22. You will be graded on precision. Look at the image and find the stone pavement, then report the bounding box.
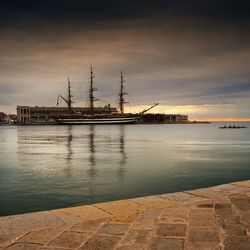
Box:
[1,180,250,250]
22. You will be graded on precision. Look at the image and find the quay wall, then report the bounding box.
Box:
[0,180,249,249]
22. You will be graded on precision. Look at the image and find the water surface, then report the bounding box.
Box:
[0,123,250,216]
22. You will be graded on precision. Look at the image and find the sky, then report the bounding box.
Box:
[0,0,250,120]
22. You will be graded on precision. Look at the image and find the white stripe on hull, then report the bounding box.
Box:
[57,117,139,124]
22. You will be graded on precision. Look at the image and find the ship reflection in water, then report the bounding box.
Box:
[13,125,131,215]
[63,125,127,179]
[1,123,250,216]
[17,125,129,180]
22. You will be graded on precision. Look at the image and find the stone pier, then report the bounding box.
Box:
[0,180,250,250]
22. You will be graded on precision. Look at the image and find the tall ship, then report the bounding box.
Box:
[56,66,158,125]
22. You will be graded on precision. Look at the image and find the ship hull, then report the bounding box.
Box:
[57,117,140,125]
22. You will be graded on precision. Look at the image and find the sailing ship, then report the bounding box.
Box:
[56,66,158,125]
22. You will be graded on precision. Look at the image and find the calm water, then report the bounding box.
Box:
[0,123,250,216]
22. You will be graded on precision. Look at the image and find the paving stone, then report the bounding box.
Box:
[94,200,146,223]
[116,246,144,250]
[130,196,176,210]
[229,193,250,211]
[212,196,231,203]
[140,209,163,219]
[49,231,90,248]
[189,228,219,243]
[240,211,250,225]
[160,216,187,224]
[160,192,208,204]
[245,225,250,234]
[224,236,250,250]
[190,209,217,227]
[40,248,73,250]
[5,242,43,250]
[156,223,186,237]
[222,224,246,236]
[18,228,64,244]
[221,216,241,226]
[186,242,220,250]
[214,184,250,193]
[0,228,4,236]
[191,200,214,209]
[149,238,184,250]
[0,234,19,248]
[215,203,239,225]
[160,206,189,224]
[50,205,110,222]
[131,218,156,229]
[97,223,129,236]
[121,229,151,246]
[0,212,65,235]
[215,203,234,216]
[232,180,250,188]
[186,189,225,199]
[162,205,189,215]
[71,218,107,232]
[51,213,83,225]
[79,235,121,250]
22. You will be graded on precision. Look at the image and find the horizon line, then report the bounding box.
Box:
[192,118,250,122]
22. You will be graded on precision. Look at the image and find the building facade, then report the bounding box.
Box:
[0,112,5,123]
[17,105,118,124]
[0,112,17,124]
[164,114,189,123]
[140,113,188,123]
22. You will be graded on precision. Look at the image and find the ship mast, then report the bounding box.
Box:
[68,77,72,111]
[119,70,128,114]
[89,65,97,115]
[56,77,73,112]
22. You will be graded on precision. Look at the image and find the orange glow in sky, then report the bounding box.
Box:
[125,105,250,122]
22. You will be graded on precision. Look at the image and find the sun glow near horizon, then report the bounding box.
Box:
[195,118,250,122]
[125,104,209,114]
[125,104,250,122]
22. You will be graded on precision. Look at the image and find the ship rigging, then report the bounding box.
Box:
[56,66,158,124]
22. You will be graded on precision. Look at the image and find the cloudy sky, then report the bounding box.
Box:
[0,0,250,120]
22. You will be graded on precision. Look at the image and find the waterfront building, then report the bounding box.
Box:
[16,106,189,125]
[140,113,189,123]
[0,112,5,123]
[0,112,17,124]
[164,114,189,123]
[16,105,117,124]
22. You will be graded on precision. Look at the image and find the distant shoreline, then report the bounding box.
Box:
[2,121,250,126]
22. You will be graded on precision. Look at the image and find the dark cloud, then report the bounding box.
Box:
[0,1,250,118]
[204,83,250,97]
[1,0,250,25]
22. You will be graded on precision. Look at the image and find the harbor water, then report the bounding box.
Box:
[0,123,250,216]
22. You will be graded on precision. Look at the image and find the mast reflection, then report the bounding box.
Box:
[85,125,128,180]
[87,125,96,177]
[65,125,73,176]
[117,125,127,180]
[66,126,73,161]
